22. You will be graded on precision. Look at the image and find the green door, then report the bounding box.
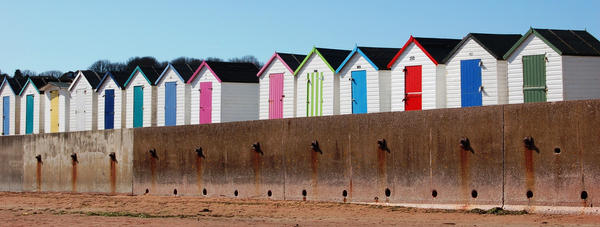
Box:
[306,72,323,117]
[26,95,34,134]
[133,86,143,128]
[523,55,546,103]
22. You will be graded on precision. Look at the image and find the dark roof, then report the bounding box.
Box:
[6,77,25,94]
[205,61,259,83]
[277,53,306,71]
[100,71,130,89]
[444,33,522,61]
[29,76,64,91]
[533,28,600,56]
[172,63,200,82]
[413,37,461,63]
[137,66,163,85]
[358,46,401,69]
[315,48,352,70]
[79,70,102,89]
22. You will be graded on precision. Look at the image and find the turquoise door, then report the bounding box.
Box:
[26,95,34,134]
[2,96,9,135]
[351,70,367,114]
[133,86,143,128]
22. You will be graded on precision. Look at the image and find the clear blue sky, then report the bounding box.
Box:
[0,0,598,75]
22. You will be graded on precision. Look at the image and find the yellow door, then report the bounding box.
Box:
[50,90,59,132]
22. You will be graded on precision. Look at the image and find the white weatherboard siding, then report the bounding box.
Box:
[507,35,563,104]
[69,77,96,131]
[446,38,502,107]
[562,56,600,100]
[295,54,338,117]
[97,78,123,130]
[497,61,509,105]
[221,83,259,122]
[157,68,187,126]
[390,43,441,111]
[258,58,296,119]
[44,88,70,133]
[0,86,19,135]
[126,71,154,128]
[190,67,221,124]
[20,83,41,134]
[339,53,391,114]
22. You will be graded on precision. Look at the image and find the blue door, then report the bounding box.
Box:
[2,96,9,135]
[351,70,367,114]
[164,82,176,126]
[460,59,482,107]
[104,89,115,129]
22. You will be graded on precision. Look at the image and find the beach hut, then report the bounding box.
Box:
[123,66,162,128]
[387,36,461,111]
[19,76,63,134]
[443,33,522,108]
[155,63,199,126]
[68,70,102,131]
[96,71,129,130]
[504,28,600,103]
[294,47,351,117]
[0,75,26,135]
[187,61,259,124]
[257,52,306,120]
[336,46,400,114]
[39,77,72,133]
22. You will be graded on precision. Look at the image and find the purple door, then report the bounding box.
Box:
[199,82,212,124]
[269,73,284,119]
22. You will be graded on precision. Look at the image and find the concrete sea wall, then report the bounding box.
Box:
[1,100,599,213]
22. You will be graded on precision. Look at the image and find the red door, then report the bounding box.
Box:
[404,65,422,111]
[199,82,212,124]
[269,73,284,119]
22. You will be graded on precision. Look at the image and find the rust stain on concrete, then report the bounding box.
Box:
[252,151,262,196]
[110,159,116,194]
[150,157,157,192]
[196,156,203,194]
[524,148,535,193]
[377,147,387,197]
[311,149,319,198]
[460,148,471,205]
[36,162,42,192]
[71,160,77,192]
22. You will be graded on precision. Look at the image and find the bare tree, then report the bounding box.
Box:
[126,56,167,69]
[39,70,63,78]
[21,70,37,77]
[205,57,224,62]
[171,56,203,66]
[229,55,263,68]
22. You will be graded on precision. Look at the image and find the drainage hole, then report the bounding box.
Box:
[581,191,588,200]
[526,190,534,199]
[202,188,207,196]
[145,188,149,194]
[267,190,272,197]
[173,189,177,195]
[234,190,239,197]
[554,147,561,154]
[385,188,391,197]
[302,189,307,197]
[471,190,478,198]
[342,190,348,197]
[432,190,438,198]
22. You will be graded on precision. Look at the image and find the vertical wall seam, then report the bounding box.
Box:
[501,105,505,208]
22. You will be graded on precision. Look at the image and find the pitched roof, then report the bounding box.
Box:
[188,61,259,83]
[315,48,352,70]
[20,76,68,95]
[124,66,164,87]
[70,70,102,91]
[336,46,401,72]
[444,33,522,62]
[294,47,351,75]
[504,28,600,59]
[388,36,461,67]
[257,52,307,76]
[5,77,25,95]
[277,53,306,72]
[97,71,130,90]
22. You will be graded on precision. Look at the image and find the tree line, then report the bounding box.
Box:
[1,55,263,78]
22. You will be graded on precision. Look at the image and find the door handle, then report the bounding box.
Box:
[479,86,484,92]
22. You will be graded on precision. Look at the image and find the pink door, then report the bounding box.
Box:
[269,73,284,119]
[200,82,212,124]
